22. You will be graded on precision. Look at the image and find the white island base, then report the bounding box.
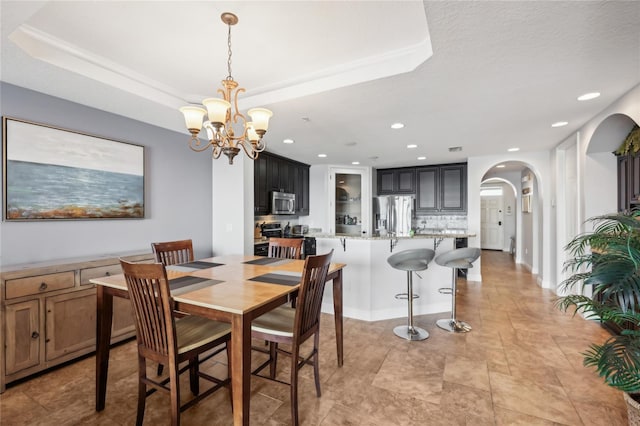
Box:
[317,236,478,322]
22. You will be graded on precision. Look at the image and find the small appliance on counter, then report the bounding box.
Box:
[292,224,309,235]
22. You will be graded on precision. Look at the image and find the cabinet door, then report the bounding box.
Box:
[416,167,439,212]
[5,300,40,375]
[279,160,292,193]
[618,155,630,212]
[377,170,395,194]
[45,289,96,361]
[293,164,310,215]
[254,154,269,214]
[268,156,281,192]
[440,165,466,212]
[632,154,640,207]
[396,169,416,193]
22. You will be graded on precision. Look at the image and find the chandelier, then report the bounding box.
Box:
[179,12,273,165]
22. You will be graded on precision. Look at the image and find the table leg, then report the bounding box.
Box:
[96,286,114,411]
[231,314,251,426]
[332,269,344,367]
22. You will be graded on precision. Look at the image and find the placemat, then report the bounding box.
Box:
[243,257,293,266]
[169,276,223,295]
[167,261,224,272]
[249,272,302,286]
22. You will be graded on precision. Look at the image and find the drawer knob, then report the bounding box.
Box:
[39,282,48,291]
[105,271,110,276]
[31,331,39,339]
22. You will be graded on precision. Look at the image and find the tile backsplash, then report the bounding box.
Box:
[413,215,468,230]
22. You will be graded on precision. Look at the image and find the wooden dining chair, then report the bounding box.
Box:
[150,239,195,375]
[268,237,303,260]
[250,250,334,426]
[120,260,231,426]
[151,239,194,265]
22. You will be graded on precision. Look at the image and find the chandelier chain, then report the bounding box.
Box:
[226,22,233,81]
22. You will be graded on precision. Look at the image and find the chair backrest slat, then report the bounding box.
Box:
[294,250,333,338]
[268,237,303,260]
[151,239,195,266]
[120,261,177,359]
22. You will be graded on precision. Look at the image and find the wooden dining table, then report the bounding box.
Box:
[91,254,345,426]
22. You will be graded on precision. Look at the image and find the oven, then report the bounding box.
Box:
[254,242,269,256]
[254,222,282,256]
[254,222,316,258]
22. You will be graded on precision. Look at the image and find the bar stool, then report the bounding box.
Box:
[387,248,435,341]
[435,247,481,333]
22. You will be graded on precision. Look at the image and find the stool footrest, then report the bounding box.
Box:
[438,288,453,295]
[395,293,419,300]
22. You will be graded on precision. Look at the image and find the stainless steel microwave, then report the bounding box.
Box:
[271,191,296,215]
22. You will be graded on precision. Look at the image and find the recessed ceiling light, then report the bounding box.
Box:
[407,144,418,149]
[417,156,426,160]
[351,161,360,165]
[283,138,294,144]
[391,122,404,129]
[551,121,568,128]
[577,92,600,101]
[317,153,327,158]
[496,164,505,168]
[507,147,520,152]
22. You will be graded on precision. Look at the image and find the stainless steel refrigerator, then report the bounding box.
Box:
[373,195,414,237]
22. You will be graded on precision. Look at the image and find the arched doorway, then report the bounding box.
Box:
[478,161,543,279]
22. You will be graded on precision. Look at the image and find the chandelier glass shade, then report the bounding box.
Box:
[179,12,273,165]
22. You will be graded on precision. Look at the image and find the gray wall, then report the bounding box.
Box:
[0,83,213,266]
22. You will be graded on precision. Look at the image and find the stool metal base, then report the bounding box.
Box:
[436,318,472,333]
[394,325,429,341]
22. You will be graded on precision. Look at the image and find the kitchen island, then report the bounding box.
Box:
[314,231,476,322]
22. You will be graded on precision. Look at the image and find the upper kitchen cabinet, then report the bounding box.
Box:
[416,166,439,212]
[440,164,466,211]
[254,155,269,215]
[377,168,415,195]
[416,163,467,214]
[617,152,640,212]
[254,152,310,216]
[293,164,310,215]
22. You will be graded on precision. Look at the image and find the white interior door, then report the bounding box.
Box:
[481,194,504,250]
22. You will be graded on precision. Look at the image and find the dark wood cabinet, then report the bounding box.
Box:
[254,152,310,216]
[377,168,415,194]
[378,163,466,214]
[416,163,466,214]
[254,155,269,215]
[617,153,640,212]
[293,164,310,215]
[416,167,439,212]
[440,164,466,212]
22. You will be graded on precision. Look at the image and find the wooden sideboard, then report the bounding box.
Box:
[0,251,154,392]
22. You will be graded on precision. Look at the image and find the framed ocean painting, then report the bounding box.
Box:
[2,117,144,220]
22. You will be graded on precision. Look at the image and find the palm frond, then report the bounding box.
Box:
[558,211,640,392]
[584,334,640,393]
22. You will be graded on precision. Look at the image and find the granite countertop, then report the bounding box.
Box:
[310,230,475,240]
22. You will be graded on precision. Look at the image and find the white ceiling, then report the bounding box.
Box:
[1,1,639,169]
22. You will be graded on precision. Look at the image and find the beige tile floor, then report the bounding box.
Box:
[0,250,628,425]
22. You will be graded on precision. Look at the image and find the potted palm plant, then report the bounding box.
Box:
[557,210,640,423]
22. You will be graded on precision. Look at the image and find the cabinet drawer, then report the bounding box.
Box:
[80,264,122,286]
[5,272,75,299]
